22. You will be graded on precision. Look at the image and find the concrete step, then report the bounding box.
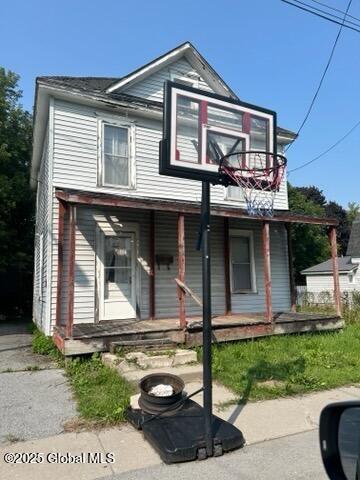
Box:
[124,363,203,388]
[109,337,177,353]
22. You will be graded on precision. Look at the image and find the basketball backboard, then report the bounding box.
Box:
[159,81,277,185]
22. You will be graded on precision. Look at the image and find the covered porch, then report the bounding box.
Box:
[53,188,342,355]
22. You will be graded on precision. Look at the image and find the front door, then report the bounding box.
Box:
[99,233,136,320]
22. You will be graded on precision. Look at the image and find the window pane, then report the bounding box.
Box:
[233,264,251,290]
[231,236,250,263]
[104,154,129,186]
[105,237,131,268]
[103,125,129,186]
[250,116,268,150]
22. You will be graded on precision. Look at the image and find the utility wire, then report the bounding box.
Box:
[281,0,360,33]
[284,0,353,152]
[291,0,360,28]
[288,118,360,173]
[309,0,360,23]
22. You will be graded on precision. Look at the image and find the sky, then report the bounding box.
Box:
[1,0,359,207]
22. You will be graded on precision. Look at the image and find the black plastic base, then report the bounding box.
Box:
[127,399,245,464]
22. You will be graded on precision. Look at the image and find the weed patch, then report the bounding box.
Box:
[65,354,134,424]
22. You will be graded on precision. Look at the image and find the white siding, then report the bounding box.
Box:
[52,99,288,210]
[49,207,291,330]
[33,130,50,332]
[123,58,214,101]
[305,266,360,296]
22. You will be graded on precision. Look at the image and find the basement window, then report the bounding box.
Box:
[230,230,256,293]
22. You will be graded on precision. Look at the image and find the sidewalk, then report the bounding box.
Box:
[1,385,359,480]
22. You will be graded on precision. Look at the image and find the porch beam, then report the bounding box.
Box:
[223,218,231,315]
[329,226,342,316]
[177,213,186,329]
[285,223,297,312]
[149,211,155,319]
[55,190,338,226]
[262,221,273,322]
[55,200,66,327]
[66,204,76,338]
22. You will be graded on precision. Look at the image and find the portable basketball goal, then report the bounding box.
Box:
[158,81,287,460]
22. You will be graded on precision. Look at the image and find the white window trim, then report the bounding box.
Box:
[229,229,257,294]
[98,119,136,190]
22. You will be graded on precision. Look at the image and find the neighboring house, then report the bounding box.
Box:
[302,216,360,301]
[31,42,342,355]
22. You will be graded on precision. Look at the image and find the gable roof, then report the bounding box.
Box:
[36,76,118,93]
[347,215,360,257]
[301,256,357,275]
[105,41,238,99]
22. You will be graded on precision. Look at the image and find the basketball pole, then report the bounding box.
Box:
[201,180,213,457]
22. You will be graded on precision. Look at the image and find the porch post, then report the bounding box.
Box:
[329,226,341,316]
[262,221,273,322]
[177,212,186,329]
[55,200,66,327]
[223,217,231,315]
[149,211,155,319]
[285,223,297,312]
[66,204,76,338]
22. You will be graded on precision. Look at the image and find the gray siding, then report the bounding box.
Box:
[50,205,151,328]
[123,58,214,101]
[50,206,291,329]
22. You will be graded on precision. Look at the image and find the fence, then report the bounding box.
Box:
[296,287,360,309]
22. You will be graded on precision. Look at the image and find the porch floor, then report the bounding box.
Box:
[54,312,344,355]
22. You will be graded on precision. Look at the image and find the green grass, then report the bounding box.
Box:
[65,354,134,424]
[206,310,360,403]
[31,325,63,362]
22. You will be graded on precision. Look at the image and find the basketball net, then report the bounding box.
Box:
[219,151,287,218]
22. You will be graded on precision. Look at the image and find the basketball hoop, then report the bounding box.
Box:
[218,150,287,217]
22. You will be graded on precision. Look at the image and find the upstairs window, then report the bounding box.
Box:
[230,230,256,293]
[102,124,130,187]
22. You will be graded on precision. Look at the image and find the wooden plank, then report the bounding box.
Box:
[329,226,342,317]
[175,278,203,307]
[66,205,76,338]
[55,200,66,327]
[262,221,273,322]
[177,213,186,329]
[285,223,297,312]
[55,190,339,226]
[223,217,231,315]
[149,210,155,319]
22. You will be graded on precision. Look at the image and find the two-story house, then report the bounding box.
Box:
[31,42,343,355]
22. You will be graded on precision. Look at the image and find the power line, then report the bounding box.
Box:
[281,0,360,33]
[284,0,353,152]
[288,118,360,173]
[309,0,360,23]
[291,0,360,28]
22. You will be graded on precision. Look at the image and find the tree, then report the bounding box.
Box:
[288,184,330,284]
[0,68,33,317]
[296,185,327,208]
[347,202,360,224]
[325,201,349,255]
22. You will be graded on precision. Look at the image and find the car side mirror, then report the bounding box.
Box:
[320,402,360,480]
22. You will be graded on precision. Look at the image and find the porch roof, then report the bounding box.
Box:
[55,188,338,226]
